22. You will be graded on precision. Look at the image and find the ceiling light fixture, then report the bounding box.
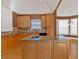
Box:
[40,0,43,2]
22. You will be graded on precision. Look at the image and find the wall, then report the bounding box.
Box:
[1,6,13,32]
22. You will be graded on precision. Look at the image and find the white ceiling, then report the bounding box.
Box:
[1,0,60,14]
[1,0,78,15]
[12,0,60,14]
[57,0,78,16]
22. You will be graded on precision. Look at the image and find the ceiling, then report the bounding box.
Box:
[57,0,78,16]
[1,0,78,15]
[1,0,60,14]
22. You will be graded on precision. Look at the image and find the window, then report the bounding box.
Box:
[57,18,78,36]
[70,18,78,35]
[57,19,69,35]
[31,19,41,30]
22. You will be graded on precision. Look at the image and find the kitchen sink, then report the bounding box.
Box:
[20,35,41,40]
[31,35,40,40]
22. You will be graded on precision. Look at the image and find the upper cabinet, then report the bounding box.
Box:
[46,14,56,36]
[14,14,56,36]
[17,16,30,28]
[46,14,55,28]
[41,15,46,28]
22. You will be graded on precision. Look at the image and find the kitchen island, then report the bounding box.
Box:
[1,33,78,59]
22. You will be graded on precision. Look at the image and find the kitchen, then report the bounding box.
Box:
[1,0,78,59]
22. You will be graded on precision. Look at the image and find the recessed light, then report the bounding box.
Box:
[40,0,43,2]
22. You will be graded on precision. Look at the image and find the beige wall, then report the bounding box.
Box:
[1,6,13,32]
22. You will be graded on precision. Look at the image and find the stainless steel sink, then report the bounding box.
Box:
[20,35,41,40]
[31,35,40,40]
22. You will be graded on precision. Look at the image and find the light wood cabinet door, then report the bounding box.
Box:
[54,41,68,59]
[17,16,30,28]
[46,14,56,36]
[1,36,22,59]
[22,41,37,59]
[46,14,55,28]
[38,40,52,59]
[41,15,46,28]
[69,40,78,59]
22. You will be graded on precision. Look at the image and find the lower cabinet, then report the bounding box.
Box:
[22,40,70,59]
[22,40,53,59]
[54,41,69,59]
[38,40,53,59]
[69,40,78,59]
[22,41,37,59]
[2,37,77,59]
[1,37,22,59]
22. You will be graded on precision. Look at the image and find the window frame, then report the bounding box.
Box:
[57,16,78,37]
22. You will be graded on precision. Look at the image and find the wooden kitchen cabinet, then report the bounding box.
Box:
[69,40,78,59]
[2,34,75,59]
[41,15,46,28]
[22,40,54,59]
[46,14,55,28]
[22,41,37,59]
[38,40,52,59]
[54,41,69,59]
[1,36,22,59]
[1,36,15,51]
[2,35,77,59]
[17,16,30,28]
[22,40,69,59]
[46,14,56,36]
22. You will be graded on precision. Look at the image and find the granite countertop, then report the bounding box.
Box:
[19,36,53,41]
[1,28,47,36]
[19,35,68,41]
[1,31,33,36]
